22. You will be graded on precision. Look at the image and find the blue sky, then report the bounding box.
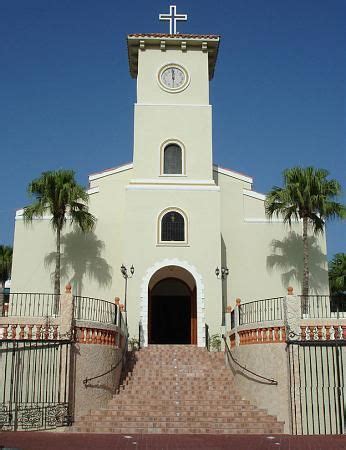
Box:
[0,0,345,257]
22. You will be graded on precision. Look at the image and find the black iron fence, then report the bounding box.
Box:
[230,295,346,328]
[205,323,210,351]
[300,295,346,319]
[73,296,117,325]
[2,293,60,317]
[238,297,284,326]
[0,339,72,431]
[1,293,120,326]
[288,339,345,435]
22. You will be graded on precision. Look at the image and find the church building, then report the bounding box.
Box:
[10,13,329,347]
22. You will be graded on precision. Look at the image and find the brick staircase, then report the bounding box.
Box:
[72,345,284,434]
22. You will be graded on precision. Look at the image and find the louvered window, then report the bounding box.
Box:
[161,212,185,241]
[163,144,182,174]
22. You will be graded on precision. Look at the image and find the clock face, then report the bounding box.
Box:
[159,65,188,91]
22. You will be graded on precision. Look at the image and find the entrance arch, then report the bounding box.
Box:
[148,272,197,345]
[140,259,205,347]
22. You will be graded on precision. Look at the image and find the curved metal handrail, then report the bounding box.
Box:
[83,330,129,388]
[222,335,278,385]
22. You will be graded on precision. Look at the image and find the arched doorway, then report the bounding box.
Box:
[148,266,197,345]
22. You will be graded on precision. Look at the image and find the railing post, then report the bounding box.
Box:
[235,298,241,327]
[114,297,120,325]
[283,287,301,341]
[60,283,74,340]
[205,323,210,351]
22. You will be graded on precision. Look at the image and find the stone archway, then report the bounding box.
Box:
[139,259,205,347]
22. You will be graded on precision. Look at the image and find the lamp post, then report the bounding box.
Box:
[120,264,134,325]
[215,266,229,279]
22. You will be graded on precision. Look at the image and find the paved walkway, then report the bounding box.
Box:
[0,433,345,450]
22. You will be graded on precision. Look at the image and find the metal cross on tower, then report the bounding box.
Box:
[159,5,187,35]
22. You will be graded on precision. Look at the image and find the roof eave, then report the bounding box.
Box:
[127,34,220,80]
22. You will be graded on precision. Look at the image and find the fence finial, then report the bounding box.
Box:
[236,298,241,306]
[65,283,72,294]
[287,287,294,295]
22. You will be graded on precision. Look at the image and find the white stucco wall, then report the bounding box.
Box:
[10,37,329,348]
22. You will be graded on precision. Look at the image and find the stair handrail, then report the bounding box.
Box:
[83,328,129,388]
[222,335,278,385]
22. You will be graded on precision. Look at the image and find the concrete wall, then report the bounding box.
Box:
[217,171,329,303]
[9,37,329,348]
[71,342,123,418]
[227,343,291,433]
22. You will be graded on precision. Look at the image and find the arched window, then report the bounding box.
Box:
[163,144,182,174]
[161,211,185,242]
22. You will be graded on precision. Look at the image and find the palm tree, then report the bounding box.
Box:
[23,170,96,295]
[265,167,345,297]
[0,245,13,288]
[328,253,346,295]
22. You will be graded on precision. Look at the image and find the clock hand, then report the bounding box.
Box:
[171,68,175,87]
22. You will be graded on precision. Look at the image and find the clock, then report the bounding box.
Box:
[158,64,189,92]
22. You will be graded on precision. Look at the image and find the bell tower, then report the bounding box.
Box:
[127,33,220,185]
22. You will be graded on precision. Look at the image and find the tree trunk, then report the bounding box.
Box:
[54,228,61,296]
[302,217,309,314]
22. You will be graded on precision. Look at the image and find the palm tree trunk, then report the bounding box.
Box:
[302,217,309,314]
[54,228,61,296]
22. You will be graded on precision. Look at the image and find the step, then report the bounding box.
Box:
[72,346,284,435]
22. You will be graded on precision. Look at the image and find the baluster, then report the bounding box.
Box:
[36,324,42,339]
[3,324,9,339]
[269,327,273,342]
[247,330,251,344]
[100,330,105,345]
[244,330,248,344]
[19,324,26,339]
[330,325,335,340]
[81,327,85,343]
[342,325,346,340]
[337,325,343,340]
[11,324,17,339]
[281,326,286,341]
[317,326,323,340]
[262,328,267,342]
[325,325,330,341]
[273,327,278,342]
[321,326,326,341]
[27,324,34,340]
[96,329,101,344]
[239,331,244,345]
[88,328,93,344]
[53,325,59,339]
[300,326,305,341]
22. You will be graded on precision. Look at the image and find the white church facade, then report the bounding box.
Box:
[10,32,329,346]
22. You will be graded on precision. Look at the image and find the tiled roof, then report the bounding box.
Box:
[128,33,220,40]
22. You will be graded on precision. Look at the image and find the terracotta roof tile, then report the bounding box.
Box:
[128,33,220,39]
